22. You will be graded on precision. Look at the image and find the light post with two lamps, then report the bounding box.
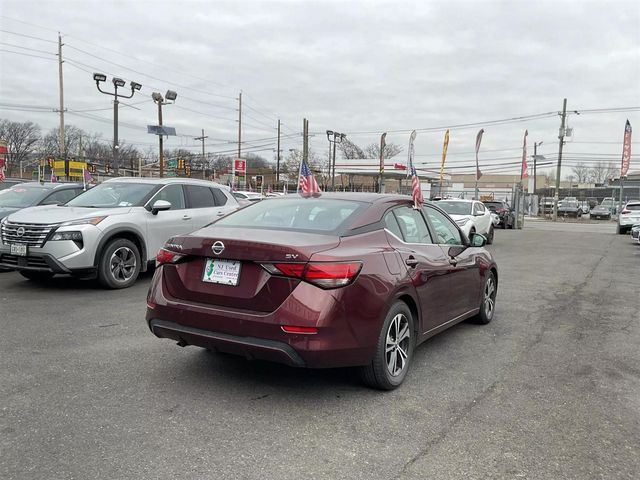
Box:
[92,73,142,176]
[151,90,177,178]
[326,130,346,190]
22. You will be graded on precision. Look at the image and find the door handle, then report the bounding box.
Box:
[216,211,226,217]
[449,258,458,266]
[182,215,192,221]
[405,256,418,268]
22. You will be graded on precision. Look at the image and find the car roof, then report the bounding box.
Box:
[8,182,83,190]
[102,176,229,189]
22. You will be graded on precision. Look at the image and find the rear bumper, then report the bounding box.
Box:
[149,319,306,367]
[146,268,387,369]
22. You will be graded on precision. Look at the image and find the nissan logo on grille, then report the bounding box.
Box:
[16,227,25,237]
[211,241,225,255]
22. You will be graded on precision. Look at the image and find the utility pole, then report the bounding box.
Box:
[533,141,543,194]
[276,119,281,184]
[57,33,65,162]
[195,129,208,179]
[237,92,242,160]
[553,98,567,222]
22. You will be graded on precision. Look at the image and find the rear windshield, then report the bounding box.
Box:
[437,201,472,215]
[484,202,503,209]
[626,204,640,211]
[215,198,364,233]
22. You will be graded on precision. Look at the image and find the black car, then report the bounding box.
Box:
[483,200,515,229]
[590,204,612,220]
[557,200,582,218]
[0,182,85,221]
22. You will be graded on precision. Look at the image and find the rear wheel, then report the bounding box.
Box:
[19,271,54,282]
[98,238,141,289]
[360,301,415,390]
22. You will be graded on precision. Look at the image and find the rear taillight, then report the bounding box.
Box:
[260,261,362,289]
[281,325,318,334]
[621,209,631,214]
[156,248,185,267]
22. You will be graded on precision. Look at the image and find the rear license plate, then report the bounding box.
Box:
[10,244,28,256]
[203,258,241,286]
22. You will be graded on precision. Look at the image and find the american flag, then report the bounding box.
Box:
[410,163,423,208]
[298,159,321,196]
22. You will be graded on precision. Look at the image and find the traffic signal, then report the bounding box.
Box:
[104,162,110,174]
[47,157,54,168]
[185,165,191,177]
[178,158,184,170]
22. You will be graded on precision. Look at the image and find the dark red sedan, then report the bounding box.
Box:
[146,193,498,389]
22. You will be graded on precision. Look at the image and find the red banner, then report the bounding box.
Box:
[234,159,246,173]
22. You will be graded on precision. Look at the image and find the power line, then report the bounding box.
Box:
[0,41,56,55]
[0,29,56,43]
[0,48,57,61]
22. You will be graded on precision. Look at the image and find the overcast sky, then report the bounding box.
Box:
[1,0,639,177]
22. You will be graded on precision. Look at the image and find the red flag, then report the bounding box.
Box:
[621,120,632,177]
[475,129,484,180]
[298,159,321,197]
[521,130,529,179]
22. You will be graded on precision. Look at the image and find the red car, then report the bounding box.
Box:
[146,193,498,389]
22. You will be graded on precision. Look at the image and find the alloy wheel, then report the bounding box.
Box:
[484,276,496,319]
[109,246,137,282]
[385,313,411,377]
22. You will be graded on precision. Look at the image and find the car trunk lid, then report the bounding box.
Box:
[161,227,340,312]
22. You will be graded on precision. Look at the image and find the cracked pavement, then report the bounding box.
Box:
[1,222,639,479]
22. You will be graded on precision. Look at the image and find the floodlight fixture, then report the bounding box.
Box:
[165,90,178,102]
[326,130,334,140]
[152,92,163,102]
[112,77,126,88]
[130,81,142,91]
[93,73,107,82]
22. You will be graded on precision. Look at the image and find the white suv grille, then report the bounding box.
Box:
[1,221,58,248]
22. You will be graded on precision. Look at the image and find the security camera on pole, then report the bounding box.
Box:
[92,73,142,176]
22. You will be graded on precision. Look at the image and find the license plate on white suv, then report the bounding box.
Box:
[202,258,241,286]
[10,244,28,256]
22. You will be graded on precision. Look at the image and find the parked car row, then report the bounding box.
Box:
[617,200,640,235]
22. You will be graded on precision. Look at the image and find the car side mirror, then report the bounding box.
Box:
[470,233,487,247]
[151,199,171,215]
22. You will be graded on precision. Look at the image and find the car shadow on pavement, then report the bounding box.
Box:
[7,269,155,291]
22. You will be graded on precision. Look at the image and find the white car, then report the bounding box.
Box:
[0,178,239,288]
[617,200,640,234]
[435,199,494,244]
[232,191,263,202]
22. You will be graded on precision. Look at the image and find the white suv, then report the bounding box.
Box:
[433,199,494,244]
[0,177,239,288]
[617,200,640,234]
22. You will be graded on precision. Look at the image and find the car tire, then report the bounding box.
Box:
[97,238,141,289]
[19,271,54,282]
[486,226,494,245]
[472,271,497,325]
[360,301,415,390]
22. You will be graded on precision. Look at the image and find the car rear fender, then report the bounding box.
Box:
[93,227,148,271]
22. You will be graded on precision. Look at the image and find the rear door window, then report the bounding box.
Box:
[383,211,404,239]
[392,206,432,244]
[211,188,228,206]
[185,185,215,208]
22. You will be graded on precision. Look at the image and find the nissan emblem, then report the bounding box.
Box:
[211,241,225,255]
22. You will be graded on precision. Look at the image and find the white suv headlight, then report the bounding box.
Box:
[51,231,83,241]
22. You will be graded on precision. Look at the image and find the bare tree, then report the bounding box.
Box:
[364,142,403,159]
[571,162,590,183]
[40,125,87,160]
[337,139,366,159]
[589,161,617,184]
[0,119,41,175]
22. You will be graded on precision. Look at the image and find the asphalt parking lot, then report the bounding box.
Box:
[1,223,639,480]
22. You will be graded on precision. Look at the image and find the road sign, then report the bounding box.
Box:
[167,158,177,168]
[147,125,177,136]
[234,159,246,173]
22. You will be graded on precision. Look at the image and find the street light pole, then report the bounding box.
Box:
[554,98,568,222]
[533,141,543,193]
[152,90,177,178]
[327,130,346,190]
[92,73,141,176]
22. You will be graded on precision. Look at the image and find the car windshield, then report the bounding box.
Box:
[215,198,364,232]
[0,186,48,208]
[66,182,156,208]
[436,201,472,215]
[484,202,503,210]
